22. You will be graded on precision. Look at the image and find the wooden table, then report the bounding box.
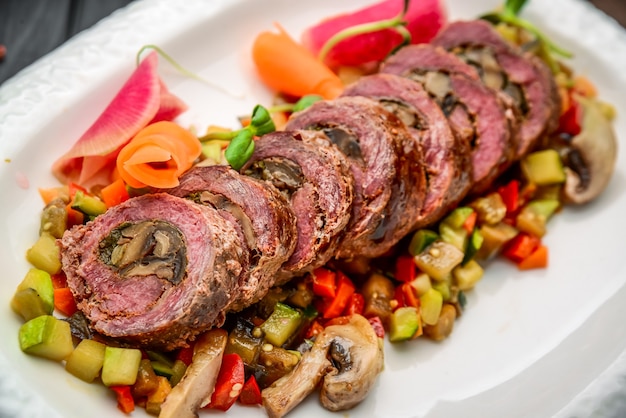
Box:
[0,0,625,85]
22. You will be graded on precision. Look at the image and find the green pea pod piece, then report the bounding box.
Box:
[225,129,255,170]
[292,95,324,113]
[250,105,275,136]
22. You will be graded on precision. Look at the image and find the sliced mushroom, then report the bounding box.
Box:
[158,329,227,418]
[262,314,384,418]
[562,95,617,204]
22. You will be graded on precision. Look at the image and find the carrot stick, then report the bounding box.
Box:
[252,24,344,100]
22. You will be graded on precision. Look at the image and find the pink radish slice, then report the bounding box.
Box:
[301,0,447,68]
[52,51,187,188]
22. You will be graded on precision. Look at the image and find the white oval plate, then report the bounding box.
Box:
[1,0,626,417]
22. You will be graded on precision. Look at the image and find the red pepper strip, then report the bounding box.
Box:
[321,272,355,319]
[65,202,84,227]
[238,375,262,405]
[462,211,478,235]
[343,292,364,316]
[53,287,78,317]
[517,244,548,270]
[110,385,135,414]
[498,180,520,214]
[311,267,337,298]
[176,343,195,366]
[502,232,541,264]
[368,316,385,339]
[208,353,245,411]
[394,254,417,282]
[325,315,352,327]
[394,283,419,310]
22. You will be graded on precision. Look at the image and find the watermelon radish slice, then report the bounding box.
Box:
[52,51,187,188]
[301,0,447,68]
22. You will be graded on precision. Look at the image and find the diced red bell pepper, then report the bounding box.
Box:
[368,316,385,339]
[238,376,262,405]
[305,319,325,339]
[176,343,195,366]
[321,272,355,319]
[311,267,337,299]
[343,292,364,316]
[110,385,135,414]
[208,353,245,411]
[51,272,68,289]
[65,202,84,227]
[558,93,582,136]
[53,287,78,317]
[395,254,417,282]
[68,182,88,199]
[498,180,520,214]
[502,232,541,264]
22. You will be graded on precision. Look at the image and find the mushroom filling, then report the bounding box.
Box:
[379,99,424,130]
[456,46,529,115]
[98,220,187,284]
[409,70,479,148]
[316,125,364,164]
[195,191,259,266]
[244,157,304,199]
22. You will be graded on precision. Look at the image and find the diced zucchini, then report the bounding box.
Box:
[453,259,485,291]
[414,241,464,281]
[516,199,560,238]
[151,360,174,378]
[408,229,439,255]
[470,193,507,225]
[441,206,474,229]
[420,288,443,326]
[169,359,187,387]
[432,281,451,302]
[65,339,107,382]
[409,272,431,296]
[101,346,142,386]
[462,229,484,265]
[389,307,421,342]
[260,302,302,347]
[439,223,467,251]
[26,232,62,275]
[11,268,54,321]
[19,315,74,361]
[71,191,107,218]
[521,149,566,185]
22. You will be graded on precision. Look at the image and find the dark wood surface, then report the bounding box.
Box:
[0,0,625,86]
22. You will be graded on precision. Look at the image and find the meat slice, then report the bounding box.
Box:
[431,19,561,157]
[60,193,246,350]
[342,73,471,227]
[381,44,517,194]
[242,130,353,277]
[286,96,426,259]
[165,165,297,310]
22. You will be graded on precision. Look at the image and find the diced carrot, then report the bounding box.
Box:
[110,385,135,414]
[38,186,68,205]
[311,267,337,299]
[572,75,597,98]
[100,178,130,208]
[462,211,478,234]
[54,287,78,317]
[517,245,548,270]
[252,24,344,100]
[321,272,355,319]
